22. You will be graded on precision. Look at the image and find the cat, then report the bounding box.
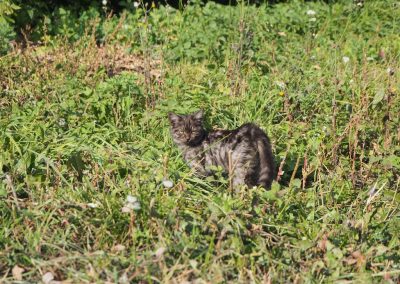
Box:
[168,110,274,189]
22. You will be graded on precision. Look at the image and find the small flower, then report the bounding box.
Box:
[122,195,141,213]
[278,91,285,97]
[119,272,129,284]
[154,247,166,258]
[132,202,141,210]
[367,57,374,61]
[151,1,156,8]
[309,17,317,22]
[162,179,173,188]
[275,81,286,89]
[42,272,54,284]
[126,195,137,203]
[277,31,286,37]
[126,201,141,210]
[58,118,66,127]
[133,1,140,8]
[87,203,99,208]
[102,0,107,6]
[387,67,394,76]
[121,206,132,213]
[342,56,350,63]
[307,10,316,16]
[357,2,363,7]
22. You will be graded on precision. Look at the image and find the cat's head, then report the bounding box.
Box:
[168,110,205,146]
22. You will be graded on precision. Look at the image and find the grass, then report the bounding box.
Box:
[0,0,399,282]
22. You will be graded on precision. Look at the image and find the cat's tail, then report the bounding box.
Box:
[256,136,274,189]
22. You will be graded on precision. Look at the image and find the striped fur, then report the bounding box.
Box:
[168,110,275,189]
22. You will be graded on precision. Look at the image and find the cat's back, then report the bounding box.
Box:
[224,123,268,139]
[237,123,270,140]
[207,123,267,145]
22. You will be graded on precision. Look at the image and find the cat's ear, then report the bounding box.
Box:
[168,112,181,125]
[192,109,204,121]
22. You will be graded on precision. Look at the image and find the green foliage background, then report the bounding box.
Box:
[0,0,399,282]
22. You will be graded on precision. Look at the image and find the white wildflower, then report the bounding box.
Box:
[162,179,173,188]
[126,201,141,210]
[309,17,317,22]
[42,272,54,284]
[58,118,66,127]
[357,2,363,7]
[349,79,354,84]
[306,10,316,16]
[342,56,350,63]
[122,195,141,213]
[87,203,99,208]
[119,272,129,284]
[132,202,141,210]
[102,0,107,6]
[275,81,286,89]
[367,57,374,61]
[134,1,140,8]
[126,195,137,203]
[154,247,166,258]
[121,206,132,213]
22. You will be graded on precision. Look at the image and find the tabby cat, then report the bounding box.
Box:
[168,110,274,189]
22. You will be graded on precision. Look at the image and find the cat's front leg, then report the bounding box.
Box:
[187,159,208,177]
[231,169,247,189]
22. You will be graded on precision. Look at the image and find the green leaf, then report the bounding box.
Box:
[296,239,314,251]
[0,185,7,197]
[382,155,400,169]
[291,178,301,189]
[372,88,385,105]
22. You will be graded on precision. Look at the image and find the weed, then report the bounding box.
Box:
[0,0,399,282]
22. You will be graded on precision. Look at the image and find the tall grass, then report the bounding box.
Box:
[0,0,399,282]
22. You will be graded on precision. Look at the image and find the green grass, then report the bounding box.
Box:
[1,0,400,282]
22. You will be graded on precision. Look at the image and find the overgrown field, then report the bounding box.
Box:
[1,0,400,282]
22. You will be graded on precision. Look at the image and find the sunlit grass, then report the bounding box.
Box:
[1,0,399,282]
